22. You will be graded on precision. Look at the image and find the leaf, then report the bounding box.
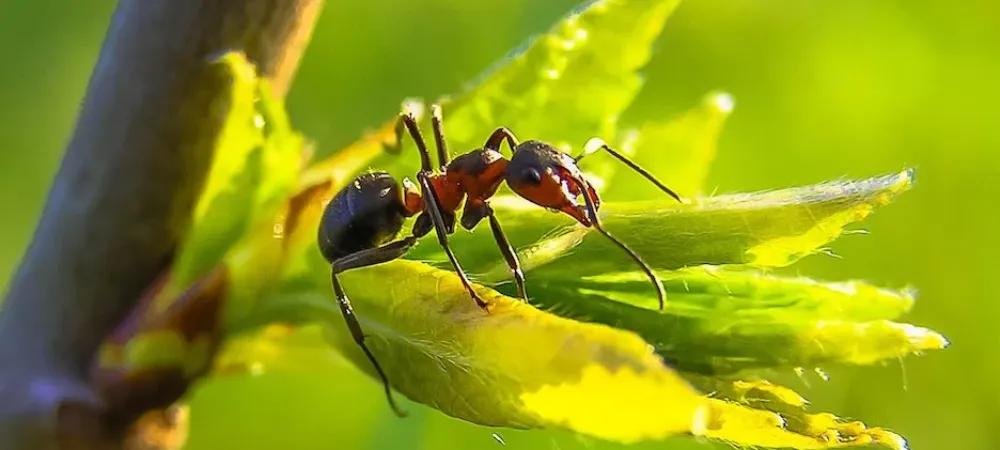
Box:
[258,258,707,444]
[105,4,942,450]
[165,52,302,302]
[85,1,949,447]
[252,80,307,220]
[460,170,937,376]
[202,58,930,450]
[366,0,681,182]
[222,248,923,449]
[599,90,735,201]
[164,52,263,299]
[217,163,935,448]
[93,51,305,413]
[298,97,427,194]
[208,3,721,439]
[519,266,947,375]
[203,8,933,445]
[415,169,915,282]
[212,324,341,377]
[219,160,704,442]
[685,377,909,450]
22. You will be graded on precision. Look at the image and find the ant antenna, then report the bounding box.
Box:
[575,138,685,203]
[574,177,668,310]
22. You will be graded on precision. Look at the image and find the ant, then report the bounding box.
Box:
[317,104,684,418]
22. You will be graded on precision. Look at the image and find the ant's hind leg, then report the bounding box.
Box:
[330,272,408,418]
[457,202,525,301]
[333,236,419,273]
[329,236,420,418]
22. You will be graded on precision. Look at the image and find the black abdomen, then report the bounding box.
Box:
[318,172,409,262]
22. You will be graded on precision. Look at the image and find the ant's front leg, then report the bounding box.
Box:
[484,127,520,154]
[486,207,527,302]
[461,202,528,302]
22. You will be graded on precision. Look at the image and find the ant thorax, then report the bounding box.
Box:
[445,148,509,205]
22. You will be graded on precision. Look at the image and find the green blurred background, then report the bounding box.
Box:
[1,1,995,449]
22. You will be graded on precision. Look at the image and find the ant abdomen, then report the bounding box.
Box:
[318,172,412,262]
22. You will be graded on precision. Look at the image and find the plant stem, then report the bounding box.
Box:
[0,1,323,449]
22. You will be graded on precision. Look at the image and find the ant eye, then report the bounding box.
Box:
[521,167,543,185]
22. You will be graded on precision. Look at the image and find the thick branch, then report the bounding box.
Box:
[0,1,323,448]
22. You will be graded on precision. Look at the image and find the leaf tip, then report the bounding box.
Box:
[800,320,948,366]
[873,429,910,450]
[866,168,917,209]
[905,324,950,351]
[901,166,917,185]
[705,90,736,115]
[206,50,258,84]
[884,167,917,199]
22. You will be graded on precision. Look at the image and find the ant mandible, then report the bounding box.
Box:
[317,104,684,418]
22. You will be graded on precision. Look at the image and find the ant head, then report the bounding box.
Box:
[504,140,596,226]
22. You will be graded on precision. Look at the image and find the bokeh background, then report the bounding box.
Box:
[1,1,996,449]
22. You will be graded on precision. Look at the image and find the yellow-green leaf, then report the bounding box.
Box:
[368,0,681,181]
[416,169,915,282]
[247,257,706,444]
[518,266,946,375]
[689,377,909,450]
[166,52,302,300]
[167,51,264,298]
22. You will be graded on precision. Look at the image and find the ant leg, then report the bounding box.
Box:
[575,139,684,203]
[416,173,489,309]
[485,206,528,301]
[430,105,450,168]
[329,237,420,418]
[333,236,419,273]
[330,272,408,418]
[483,127,520,154]
[574,178,668,311]
[395,112,434,173]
